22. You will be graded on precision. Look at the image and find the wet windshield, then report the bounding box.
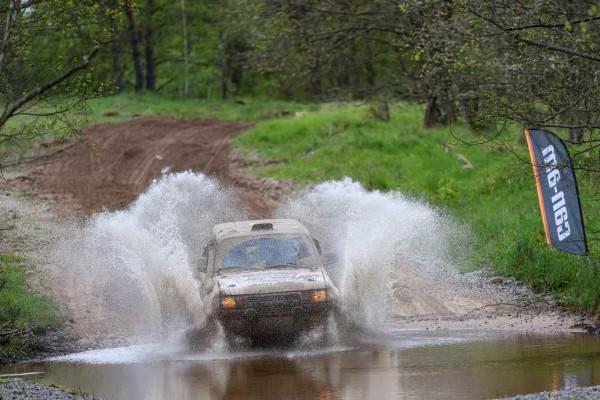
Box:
[219,236,313,270]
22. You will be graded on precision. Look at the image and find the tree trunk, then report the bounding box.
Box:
[364,32,376,89]
[567,107,586,144]
[144,0,156,90]
[458,96,483,133]
[145,28,156,90]
[112,35,127,92]
[219,30,228,99]
[308,57,322,101]
[180,0,189,97]
[568,127,584,144]
[0,0,17,78]
[231,65,242,94]
[424,94,443,128]
[124,0,144,93]
[221,68,228,99]
[108,0,126,92]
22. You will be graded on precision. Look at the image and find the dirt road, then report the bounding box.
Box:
[30,117,279,217]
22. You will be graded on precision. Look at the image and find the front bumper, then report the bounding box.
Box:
[217,297,335,337]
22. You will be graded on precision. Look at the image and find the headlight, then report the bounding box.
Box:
[220,297,237,309]
[310,289,327,302]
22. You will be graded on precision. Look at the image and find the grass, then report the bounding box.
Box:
[232,102,600,313]
[0,253,60,361]
[84,92,318,125]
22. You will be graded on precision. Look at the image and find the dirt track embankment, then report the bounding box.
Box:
[30,117,281,217]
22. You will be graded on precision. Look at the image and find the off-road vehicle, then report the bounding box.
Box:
[198,219,339,343]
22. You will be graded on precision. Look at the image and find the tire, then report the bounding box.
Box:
[185,318,221,351]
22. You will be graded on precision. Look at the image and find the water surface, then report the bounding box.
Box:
[2,330,599,399]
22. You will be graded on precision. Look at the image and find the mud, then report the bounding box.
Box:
[29,117,283,218]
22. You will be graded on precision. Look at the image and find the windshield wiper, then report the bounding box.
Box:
[218,266,264,271]
[266,263,299,269]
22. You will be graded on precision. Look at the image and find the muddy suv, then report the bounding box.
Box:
[198,219,339,342]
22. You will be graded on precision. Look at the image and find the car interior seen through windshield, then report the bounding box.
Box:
[221,236,312,269]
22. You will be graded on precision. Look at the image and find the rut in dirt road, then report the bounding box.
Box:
[31,117,255,214]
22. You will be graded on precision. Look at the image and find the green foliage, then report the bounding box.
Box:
[0,253,60,360]
[0,0,111,164]
[234,102,600,312]
[435,178,460,204]
[4,0,600,171]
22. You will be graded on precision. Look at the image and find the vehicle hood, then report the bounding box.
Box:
[215,267,326,296]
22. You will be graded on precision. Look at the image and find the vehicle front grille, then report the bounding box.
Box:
[246,292,302,312]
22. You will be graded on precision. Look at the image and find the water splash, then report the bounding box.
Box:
[277,178,467,331]
[50,173,467,341]
[51,172,246,338]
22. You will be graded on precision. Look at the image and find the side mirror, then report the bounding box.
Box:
[198,245,209,273]
[313,238,322,254]
[321,251,338,265]
[198,257,208,273]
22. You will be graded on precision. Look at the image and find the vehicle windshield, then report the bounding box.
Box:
[217,235,314,270]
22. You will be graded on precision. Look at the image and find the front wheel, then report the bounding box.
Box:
[223,328,249,349]
[185,318,222,350]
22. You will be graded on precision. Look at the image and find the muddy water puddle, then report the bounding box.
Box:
[2,330,600,400]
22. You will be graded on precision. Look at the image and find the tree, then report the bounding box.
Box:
[124,0,144,92]
[108,0,127,92]
[144,0,157,90]
[0,0,108,164]
[444,0,600,179]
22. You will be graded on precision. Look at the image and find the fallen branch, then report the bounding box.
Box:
[0,327,31,337]
[0,319,15,333]
[455,153,473,169]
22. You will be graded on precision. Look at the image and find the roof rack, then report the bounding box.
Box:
[251,223,274,231]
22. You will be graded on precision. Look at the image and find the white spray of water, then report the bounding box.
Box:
[51,173,469,341]
[277,178,467,331]
[51,172,246,339]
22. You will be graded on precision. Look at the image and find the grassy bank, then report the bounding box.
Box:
[85,92,317,124]
[0,253,59,361]
[231,102,599,313]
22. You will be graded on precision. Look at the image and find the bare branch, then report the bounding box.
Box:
[514,35,600,63]
[457,2,600,63]
[0,45,101,129]
[0,319,15,333]
[19,0,45,9]
[0,327,31,338]
[503,16,600,32]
